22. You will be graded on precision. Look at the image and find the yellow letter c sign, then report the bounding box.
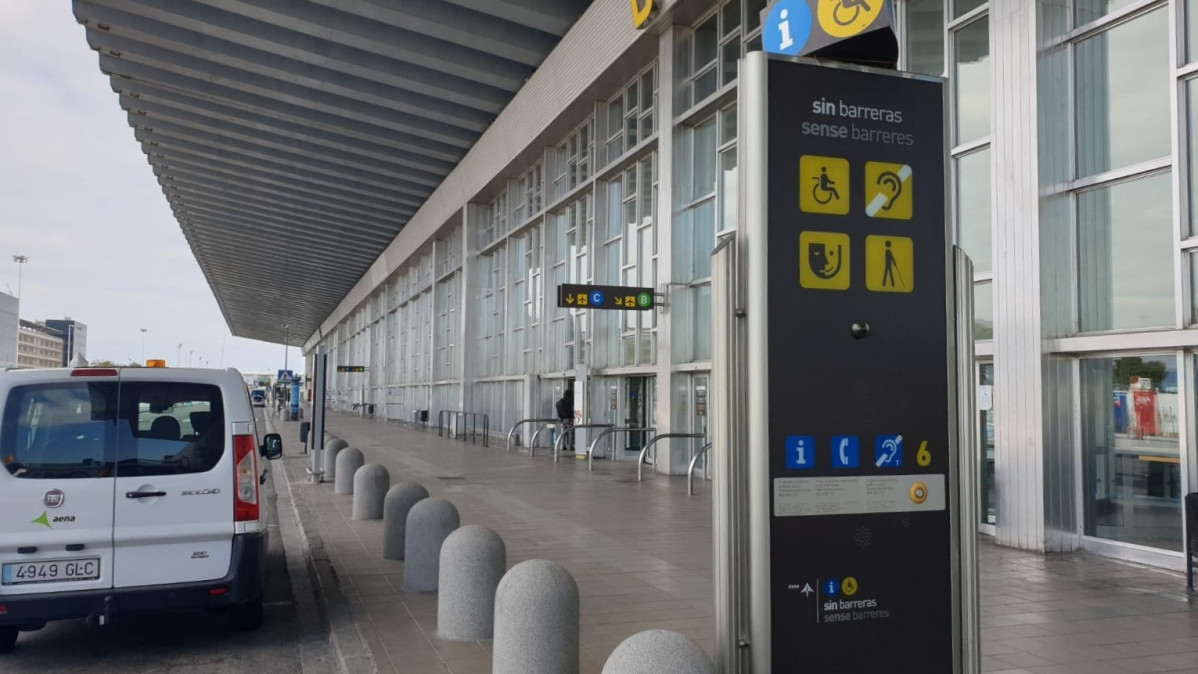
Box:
[631,0,654,29]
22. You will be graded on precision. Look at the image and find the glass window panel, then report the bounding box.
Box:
[721,105,738,144]
[1078,173,1175,331]
[723,0,742,35]
[720,149,738,231]
[639,159,654,225]
[1075,10,1169,177]
[673,209,692,281]
[607,100,623,139]
[745,33,763,53]
[1081,355,1181,551]
[1187,80,1198,236]
[642,70,655,110]
[955,0,985,19]
[954,18,990,145]
[694,68,719,102]
[606,181,622,240]
[721,40,740,86]
[695,16,719,66]
[1190,0,1198,63]
[626,113,639,147]
[694,118,718,199]
[693,284,713,361]
[746,0,768,31]
[956,148,992,273]
[1190,252,1198,324]
[675,127,694,205]
[974,281,993,339]
[693,199,716,279]
[1075,0,1138,28]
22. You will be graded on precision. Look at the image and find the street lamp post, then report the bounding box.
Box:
[140,328,147,365]
[189,350,193,367]
[12,255,28,300]
[283,324,289,378]
[177,343,183,367]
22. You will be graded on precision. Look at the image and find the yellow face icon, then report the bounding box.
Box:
[817,0,885,38]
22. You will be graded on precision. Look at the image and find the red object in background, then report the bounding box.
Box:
[1133,390,1157,437]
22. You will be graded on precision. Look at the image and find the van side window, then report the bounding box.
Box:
[0,383,118,479]
[117,383,224,477]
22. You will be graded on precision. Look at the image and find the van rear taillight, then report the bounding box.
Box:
[233,434,259,522]
[71,368,117,377]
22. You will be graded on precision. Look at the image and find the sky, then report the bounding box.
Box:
[0,2,298,375]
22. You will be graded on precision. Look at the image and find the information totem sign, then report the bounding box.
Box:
[729,53,972,673]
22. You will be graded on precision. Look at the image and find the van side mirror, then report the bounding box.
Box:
[260,433,283,460]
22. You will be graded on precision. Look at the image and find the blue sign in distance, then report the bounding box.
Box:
[785,435,815,469]
[823,578,839,597]
[874,434,903,468]
[589,291,606,307]
[830,435,858,468]
[763,0,812,56]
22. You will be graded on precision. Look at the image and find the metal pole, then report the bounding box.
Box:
[12,255,27,300]
[140,328,147,364]
[954,247,981,674]
[311,346,328,483]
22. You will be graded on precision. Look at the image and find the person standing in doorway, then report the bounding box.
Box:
[555,389,574,450]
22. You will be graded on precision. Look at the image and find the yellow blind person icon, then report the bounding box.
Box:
[865,235,913,292]
[799,155,849,215]
[799,231,850,290]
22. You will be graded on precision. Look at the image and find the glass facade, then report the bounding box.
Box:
[310,0,1198,565]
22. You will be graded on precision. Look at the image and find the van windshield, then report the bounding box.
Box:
[1,380,225,479]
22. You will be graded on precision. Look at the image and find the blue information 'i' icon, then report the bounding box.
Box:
[590,291,605,307]
[785,436,815,470]
[763,0,812,56]
[823,578,839,598]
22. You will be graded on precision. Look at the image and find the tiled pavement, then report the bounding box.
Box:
[273,413,1198,674]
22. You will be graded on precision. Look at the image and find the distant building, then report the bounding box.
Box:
[17,320,64,369]
[0,292,16,368]
[44,318,88,366]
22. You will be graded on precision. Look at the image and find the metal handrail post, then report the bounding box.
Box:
[506,418,560,453]
[483,414,490,447]
[588,427,655,472]
[552,424,614,462]
[688,442,714,495]
[437,410,446,437]
[636,432,707,481]
[528,423,555,457]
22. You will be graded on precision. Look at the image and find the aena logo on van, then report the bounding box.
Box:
[180,488,221,496]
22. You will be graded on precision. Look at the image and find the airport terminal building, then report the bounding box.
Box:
[77,0,1196,571]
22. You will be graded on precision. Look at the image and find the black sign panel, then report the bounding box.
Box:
[556,284,655,311]
[336,366,366,373]
[764,60,951,671]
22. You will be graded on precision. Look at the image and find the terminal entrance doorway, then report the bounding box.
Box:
[623,376,653,454]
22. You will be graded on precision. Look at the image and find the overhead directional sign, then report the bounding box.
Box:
[336,365,366,373]
[557,284,655,311]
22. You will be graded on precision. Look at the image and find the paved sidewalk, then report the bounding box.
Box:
[275,412,1198,674]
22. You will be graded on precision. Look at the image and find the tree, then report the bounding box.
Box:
[1113,357,1166,390]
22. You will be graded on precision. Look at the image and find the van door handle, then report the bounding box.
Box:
[125,491,166,499]
[17,546,36,554]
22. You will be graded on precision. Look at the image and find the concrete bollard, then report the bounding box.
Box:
[493,559,580,674]
[333,447,364,495]
[383,482,429,560]
[352,464,390,520]
[403,498,460,592]
[322,438,349,480]
[437,525,506,641]
[601,630,715,674]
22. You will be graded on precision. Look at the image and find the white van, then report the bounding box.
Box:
[0,366,283,652]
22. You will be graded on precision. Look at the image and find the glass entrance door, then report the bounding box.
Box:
[623,376,653,453]
[979,363,996,526]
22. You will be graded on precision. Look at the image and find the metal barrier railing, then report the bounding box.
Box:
[587,427,656,472]
[506,418,560,453]
[688,442,713,495]
[552,424,614,462]
[528,423,558,458]
[636,433,707,482]
[437,410,491,447]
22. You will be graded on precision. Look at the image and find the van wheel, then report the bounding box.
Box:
[0,626,18,653]
[228,597,263,631]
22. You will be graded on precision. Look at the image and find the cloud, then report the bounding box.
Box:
[0,2,296,374]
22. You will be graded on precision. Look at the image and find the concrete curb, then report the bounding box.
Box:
[266,414,378,674]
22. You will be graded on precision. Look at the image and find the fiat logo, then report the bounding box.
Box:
[43,489,65,509]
